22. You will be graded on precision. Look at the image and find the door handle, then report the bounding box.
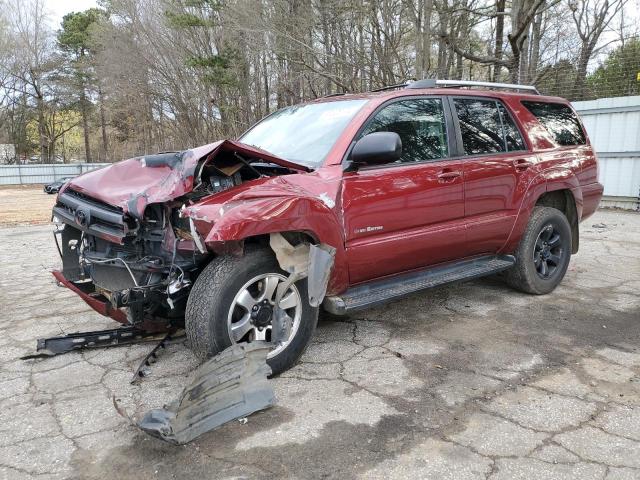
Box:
[437,170,461,182]
[513,158,532,171]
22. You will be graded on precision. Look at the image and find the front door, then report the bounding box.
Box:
[449,97,536,255]
[342,96,467,284]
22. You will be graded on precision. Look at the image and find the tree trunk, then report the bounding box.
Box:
[528,12,542,81]
[413,0,424,79]
[573,48,591,100]
[262,53,270,115]
[98,87,108,161]
[37,95,48,163]
[422,0,433,75]
[80,87,92,162]
[493,0,506,81]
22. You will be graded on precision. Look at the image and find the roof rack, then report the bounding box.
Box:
[370,83,411,92]
[406,79,539,94]
[368,79,539,94]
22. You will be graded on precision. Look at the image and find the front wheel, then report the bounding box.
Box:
[505,206,572,295]
[185,247,318,375]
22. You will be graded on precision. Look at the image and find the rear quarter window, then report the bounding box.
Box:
[521,101,586,146]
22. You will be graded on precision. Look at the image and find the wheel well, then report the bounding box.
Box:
[536,190,579,253]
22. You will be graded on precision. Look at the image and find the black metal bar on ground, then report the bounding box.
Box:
[20,326,169,359]
[130,329,184,384]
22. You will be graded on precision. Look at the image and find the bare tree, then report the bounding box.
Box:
[4,0,55,161]
[0,0,635,163]
[570,0,627,99]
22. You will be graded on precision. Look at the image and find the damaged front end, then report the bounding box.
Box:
[51,140,312,331]
[52,196,203,329]
[35,139,342,444]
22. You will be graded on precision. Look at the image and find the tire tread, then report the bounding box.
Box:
[505,206,572,295]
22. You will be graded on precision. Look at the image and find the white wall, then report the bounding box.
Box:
[0,163,109,185]
[573,96,640,209]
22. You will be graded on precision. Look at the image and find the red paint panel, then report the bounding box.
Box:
[580,182,604,221]
[463,153,538,255]
[341,160,465,283]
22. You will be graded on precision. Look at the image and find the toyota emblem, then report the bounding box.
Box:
[75,209,89,227]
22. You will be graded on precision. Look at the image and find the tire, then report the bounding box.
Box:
[185,247,318,375]
[505,206,572,295]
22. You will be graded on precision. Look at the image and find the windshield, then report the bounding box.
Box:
[239,99,367,168]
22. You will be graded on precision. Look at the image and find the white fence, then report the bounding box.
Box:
[0,163,110,186]
[573,96,640,210]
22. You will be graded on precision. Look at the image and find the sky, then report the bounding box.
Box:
[45,0,98,29]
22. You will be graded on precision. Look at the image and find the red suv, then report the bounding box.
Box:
[52,79,603,374]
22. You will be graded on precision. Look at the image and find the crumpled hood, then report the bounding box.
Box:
[63,140,310,218]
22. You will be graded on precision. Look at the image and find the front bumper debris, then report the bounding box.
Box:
[138,342,275,444]
[52,270,128,324]
[20,326,169,359]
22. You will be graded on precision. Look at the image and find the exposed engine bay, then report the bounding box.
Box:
[52,144,299,330]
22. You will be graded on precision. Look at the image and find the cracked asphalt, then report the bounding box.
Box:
[1,208,639,480]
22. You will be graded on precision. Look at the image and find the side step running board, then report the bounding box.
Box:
[323,255,515,315]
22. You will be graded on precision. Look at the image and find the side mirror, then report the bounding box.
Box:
[350,132,402,167]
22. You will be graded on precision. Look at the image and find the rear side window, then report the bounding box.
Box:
[360,98,449,163]
[498,103,526,151]
[453,98,527,155]
[521,101,586,146]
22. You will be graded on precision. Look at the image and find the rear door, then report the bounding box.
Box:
[449,96,536,255]
[342,96,467,284]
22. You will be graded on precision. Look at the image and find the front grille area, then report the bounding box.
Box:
[54,188,137,243]
[63,188,123,215]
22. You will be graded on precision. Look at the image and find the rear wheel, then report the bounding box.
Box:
[506,206,572,294]
[185,247,317,375]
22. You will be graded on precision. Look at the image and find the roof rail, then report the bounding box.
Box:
[407,79,539,94]
[370,83,410,92]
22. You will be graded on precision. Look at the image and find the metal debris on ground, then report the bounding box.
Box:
[137,342,275,444]
[20,326,169,359]
[130,328,181,384]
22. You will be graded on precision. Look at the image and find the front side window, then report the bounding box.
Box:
[359,98,449,163]
[240,99,367,169]
[521,101,586,146]
[453,98,505,155]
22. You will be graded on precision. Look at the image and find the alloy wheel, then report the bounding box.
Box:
[533,224,564,279]
[227,273,302,358]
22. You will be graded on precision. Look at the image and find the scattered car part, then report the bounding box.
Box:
[130,328,179,384]
[138,342,274,444]
[20,326,169,359]
[21,326,185,385]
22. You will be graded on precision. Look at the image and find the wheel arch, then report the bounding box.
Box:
[501,168,583,255]
[535,189,579,254]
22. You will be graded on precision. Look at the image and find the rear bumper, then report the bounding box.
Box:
[52,270,128,324]
[580,181,604,221]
